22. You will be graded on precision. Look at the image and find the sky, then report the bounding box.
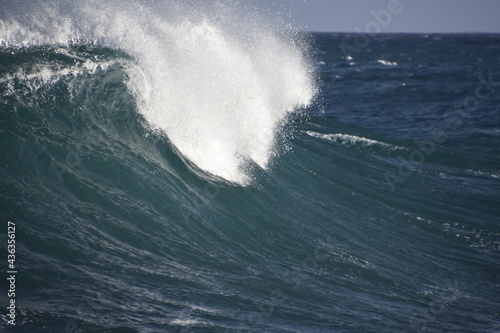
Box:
[259,0,500,33]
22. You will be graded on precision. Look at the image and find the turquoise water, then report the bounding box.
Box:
[1,2,500,332]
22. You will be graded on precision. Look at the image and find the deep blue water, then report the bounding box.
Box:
[1,4,500,332]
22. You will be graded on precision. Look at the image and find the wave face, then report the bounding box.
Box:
[1,0,315,184]
[1,4,500,333]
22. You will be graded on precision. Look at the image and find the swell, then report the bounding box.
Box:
[2,28,500,332]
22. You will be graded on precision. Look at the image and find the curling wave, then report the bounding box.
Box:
[0,0,316,184]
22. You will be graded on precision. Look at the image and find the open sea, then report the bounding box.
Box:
[1,1,499,332]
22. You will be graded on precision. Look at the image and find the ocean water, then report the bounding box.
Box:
[1,2,500,333]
